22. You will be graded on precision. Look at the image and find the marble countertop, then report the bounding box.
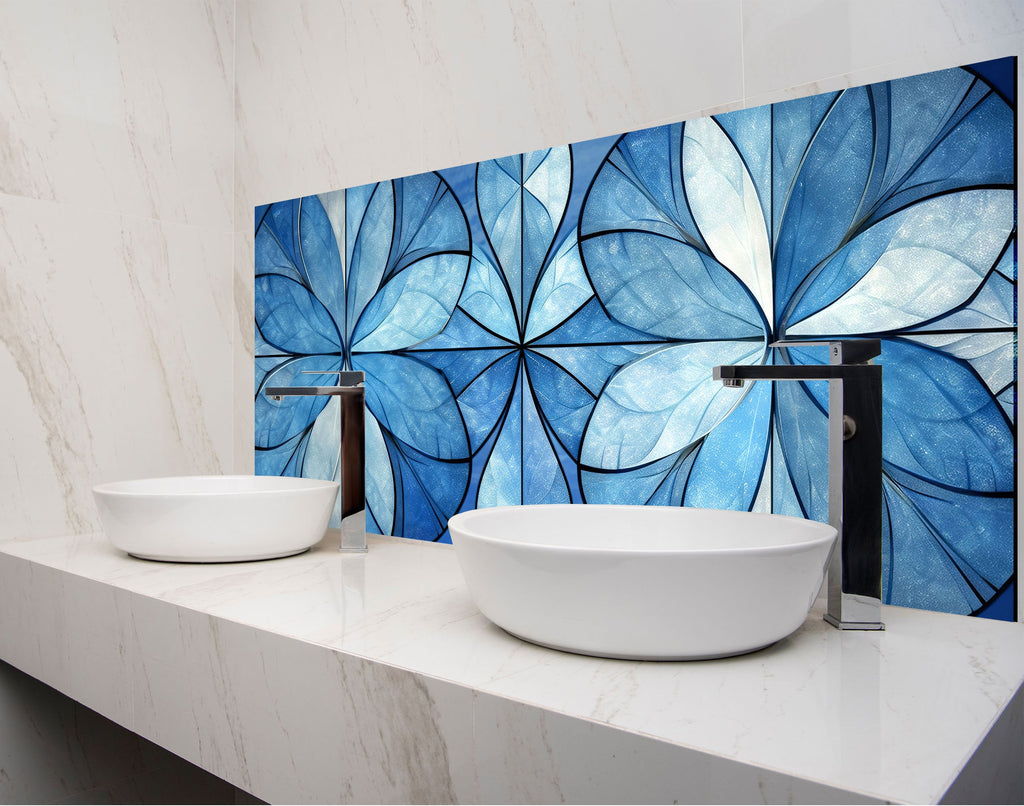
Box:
[1,530,1022,804]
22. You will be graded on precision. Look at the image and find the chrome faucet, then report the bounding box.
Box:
[264,370,367,553]
[713,340,884,630]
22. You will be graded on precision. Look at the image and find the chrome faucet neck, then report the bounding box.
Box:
[713,340,885,631]
[263,372,367,553]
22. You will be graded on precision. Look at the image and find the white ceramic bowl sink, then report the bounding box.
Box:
[448,504,837,661]
[93,475,339,562]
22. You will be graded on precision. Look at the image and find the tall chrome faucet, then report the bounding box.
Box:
[264,370,367,553]
[713,340,884,630]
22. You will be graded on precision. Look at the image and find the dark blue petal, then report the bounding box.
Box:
[772,379,829,524]
[255,274,341,355]
[581,124,706,252]
[582,232,764,340]
[456,350,519,454]
[387,435,470,542]
[580,449,696,506]
[254,355,339,449]
[774,87,873,326]
[883,472,1013,614]
[880,339,1013,492]
[525,350,596,459]
[355,352,469,462]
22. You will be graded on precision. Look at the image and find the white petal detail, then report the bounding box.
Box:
[683,117,773,324]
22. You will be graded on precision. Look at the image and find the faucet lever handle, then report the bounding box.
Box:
[770,339,880,365]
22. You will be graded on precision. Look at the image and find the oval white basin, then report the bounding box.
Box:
[448,504,837,661]
[93,475,339,563]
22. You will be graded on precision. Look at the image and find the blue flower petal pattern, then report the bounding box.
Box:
[256,60,1015,617]
[255,175,472,535]
[579,63,1015,615]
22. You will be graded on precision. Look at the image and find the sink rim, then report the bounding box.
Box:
[93,474,339,497]
[448,503,837,556]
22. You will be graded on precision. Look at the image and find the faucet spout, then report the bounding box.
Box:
[713,340,884,631]
[264,370,367,553]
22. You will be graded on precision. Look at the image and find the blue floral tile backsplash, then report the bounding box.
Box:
[255,58,1017,620]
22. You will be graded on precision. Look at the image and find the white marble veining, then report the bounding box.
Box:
[1,531,1021,803]
[742,0,1023,106]
[2,1,1018,801]
[0,197,234,541]
[0,660,236,804]
[0,0,236,543]
[0,0,233,224]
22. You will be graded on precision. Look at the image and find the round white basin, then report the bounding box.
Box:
[93,475,339,563]
[448,504,837,661]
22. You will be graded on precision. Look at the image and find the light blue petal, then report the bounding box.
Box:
[683,116,774,322]
[356,352,469,462]
[580,341,763,470]
[684,379,771,511]
[524,235,592,342]
[476,362,573,508]
[347,174,470,351]
[364,412,395,536]
[714,104,773,238]
[459,253,519,343]
[532,342,662,398]
[788,190,1014,334]
[477,147,571,320]
[346,182,395,340]
[352,251,468,351]
[477,383,522,507]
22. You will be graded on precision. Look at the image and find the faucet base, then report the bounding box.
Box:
[823,614,886,631]
[339,510,368,553]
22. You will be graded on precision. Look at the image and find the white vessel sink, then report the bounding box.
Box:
[448,504,837,660]
[93,475,339,562]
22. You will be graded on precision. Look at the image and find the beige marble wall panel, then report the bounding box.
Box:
[742,0,1023,106]
[0,0,236,540]
[0,195,233,540]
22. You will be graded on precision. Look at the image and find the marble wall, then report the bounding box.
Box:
[0,0,236,544]
[0,0,1022,802]
[0,1,237,801]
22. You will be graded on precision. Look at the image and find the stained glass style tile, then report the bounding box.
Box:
[256,58,1017,619]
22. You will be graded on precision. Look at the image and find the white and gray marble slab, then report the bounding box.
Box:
[0,530,1022,804]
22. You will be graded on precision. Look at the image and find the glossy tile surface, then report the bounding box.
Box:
[1,532,1021,803]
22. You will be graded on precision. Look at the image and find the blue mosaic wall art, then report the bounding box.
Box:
[255,58,1017,620]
